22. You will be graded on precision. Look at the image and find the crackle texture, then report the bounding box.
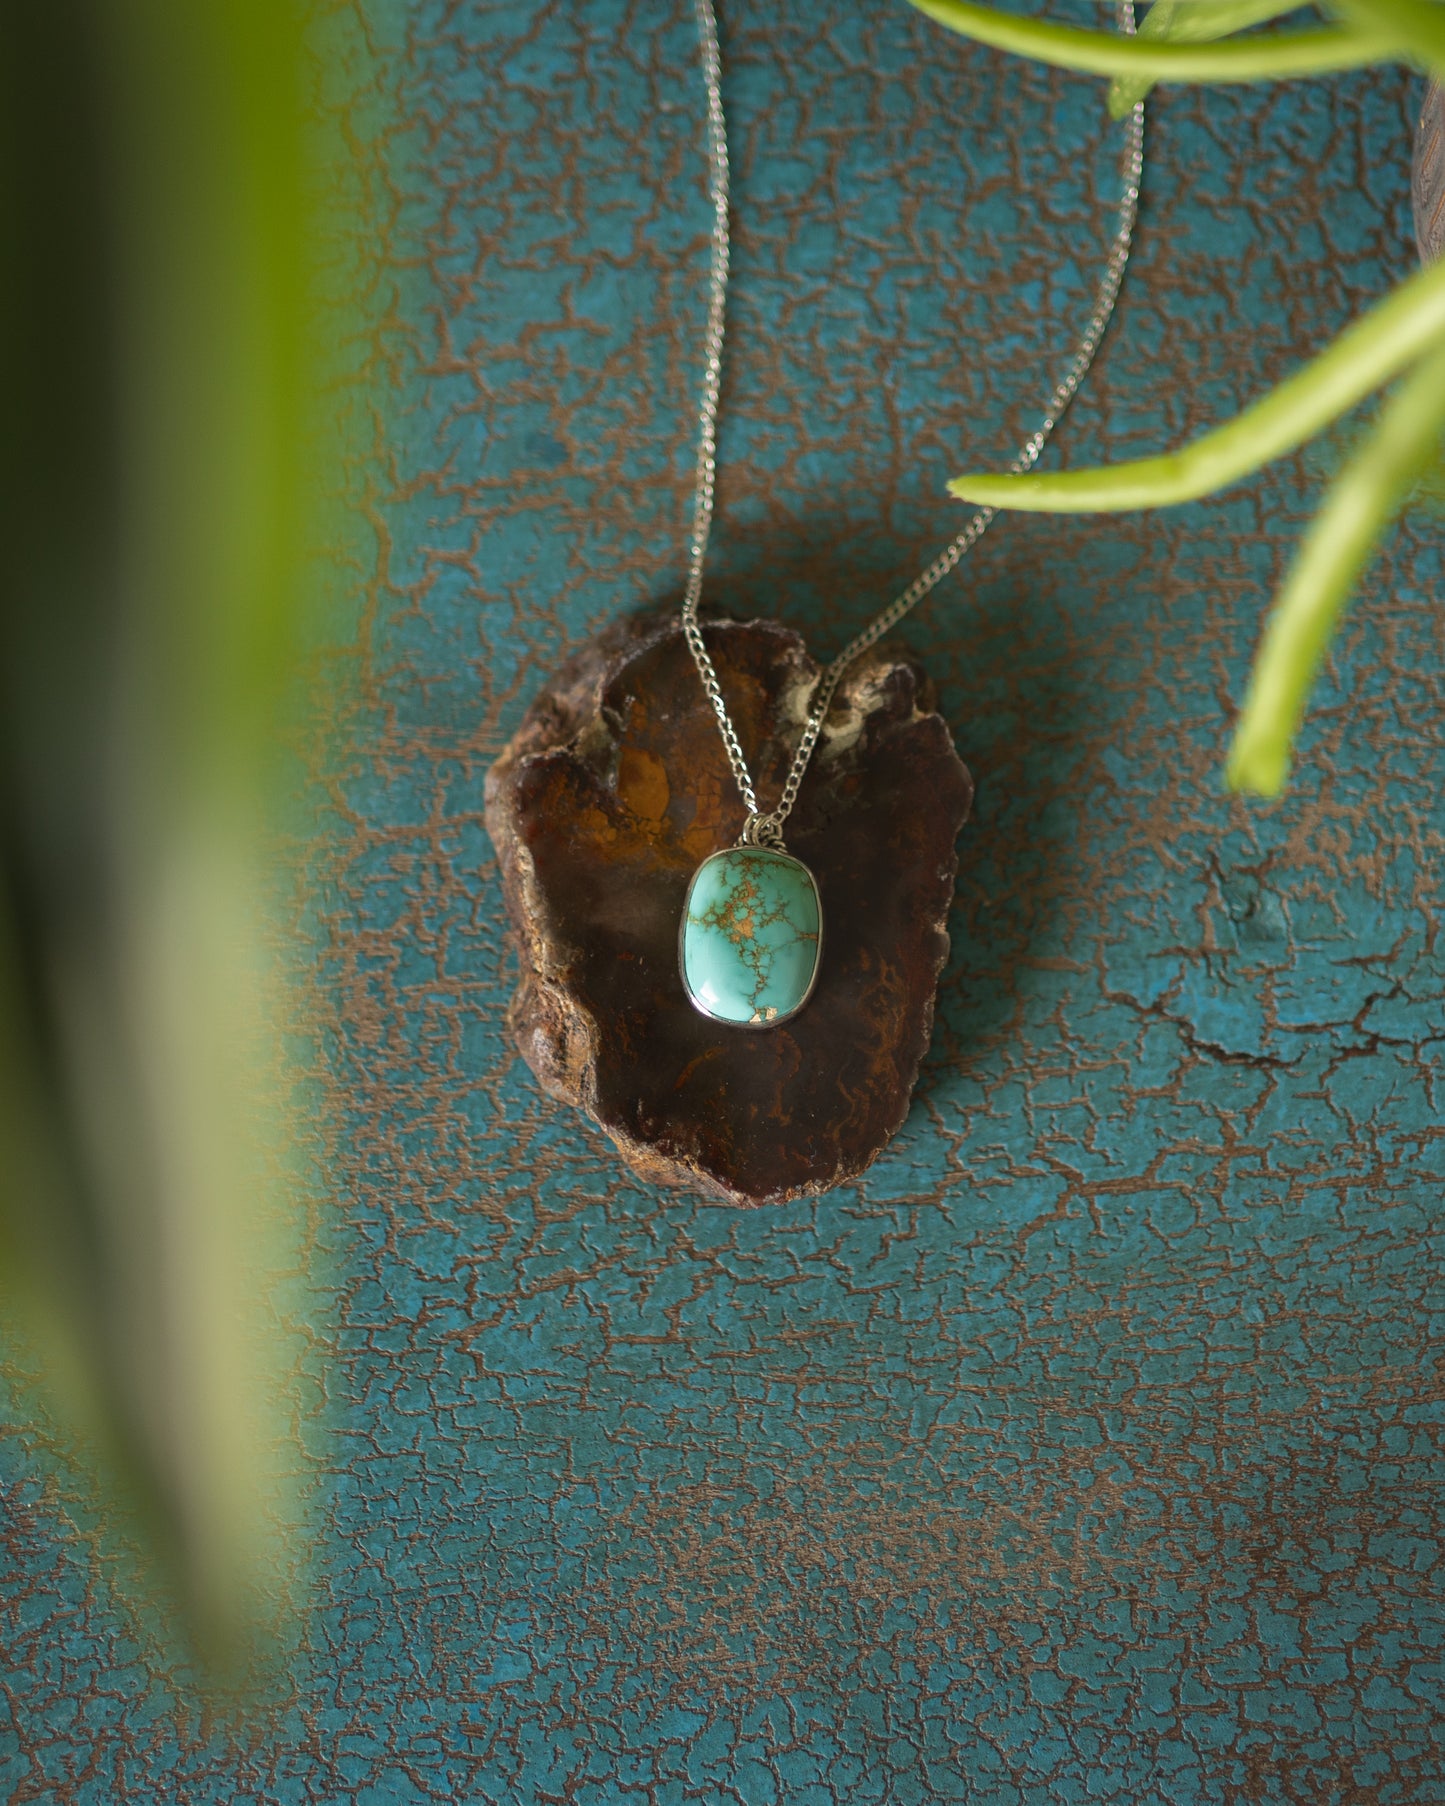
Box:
[2,2,1443,1802]
[485,612,972,1202]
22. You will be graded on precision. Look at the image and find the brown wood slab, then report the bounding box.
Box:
[485,609,973,1204]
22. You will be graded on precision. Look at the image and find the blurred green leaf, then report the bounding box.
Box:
[1226,340,1445,792]
[1108,1,1309,119]
[909,0,1401,81]
[945,252,1445,509]
[0,0,373,1673]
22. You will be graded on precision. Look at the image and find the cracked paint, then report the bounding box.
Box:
[0,2,1441,1802]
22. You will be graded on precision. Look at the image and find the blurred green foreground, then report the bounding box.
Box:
[0,0,374,1668]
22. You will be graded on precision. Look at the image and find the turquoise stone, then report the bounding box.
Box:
[680,847,823,1026]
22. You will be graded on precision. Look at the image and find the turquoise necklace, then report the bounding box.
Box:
[678,0,1145,1027]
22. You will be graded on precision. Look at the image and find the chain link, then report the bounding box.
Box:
[683,0,1145,849]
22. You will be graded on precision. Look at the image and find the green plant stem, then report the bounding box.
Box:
[1226,340,1445,793]
[1109,1,1310,119]
[945,253,1445,511]
[909,0,1400,81]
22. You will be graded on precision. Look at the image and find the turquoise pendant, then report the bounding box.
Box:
[680,846,823,1027]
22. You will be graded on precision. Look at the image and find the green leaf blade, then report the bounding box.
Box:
[1226,339,1445,793]
[1108,0,1312,119]
[1330,0,1445,79]
[0,0,382,1678]
[946,253,1445,512]
[910,0,1401,83]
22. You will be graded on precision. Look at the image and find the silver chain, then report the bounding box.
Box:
[682,0,1145,851]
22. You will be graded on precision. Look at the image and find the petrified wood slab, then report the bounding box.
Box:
[484,609,973,1205]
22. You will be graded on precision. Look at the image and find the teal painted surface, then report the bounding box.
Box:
[2,3,1443,1802]
[682,849,822,1024]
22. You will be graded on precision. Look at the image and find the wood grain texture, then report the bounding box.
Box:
[1414,80,1444,263]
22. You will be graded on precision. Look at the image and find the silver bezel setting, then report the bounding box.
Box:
[679,847,824,1029]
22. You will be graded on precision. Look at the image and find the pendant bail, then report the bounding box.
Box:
[738,811,786,852]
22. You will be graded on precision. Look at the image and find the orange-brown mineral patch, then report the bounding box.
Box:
[618,745,670,823]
